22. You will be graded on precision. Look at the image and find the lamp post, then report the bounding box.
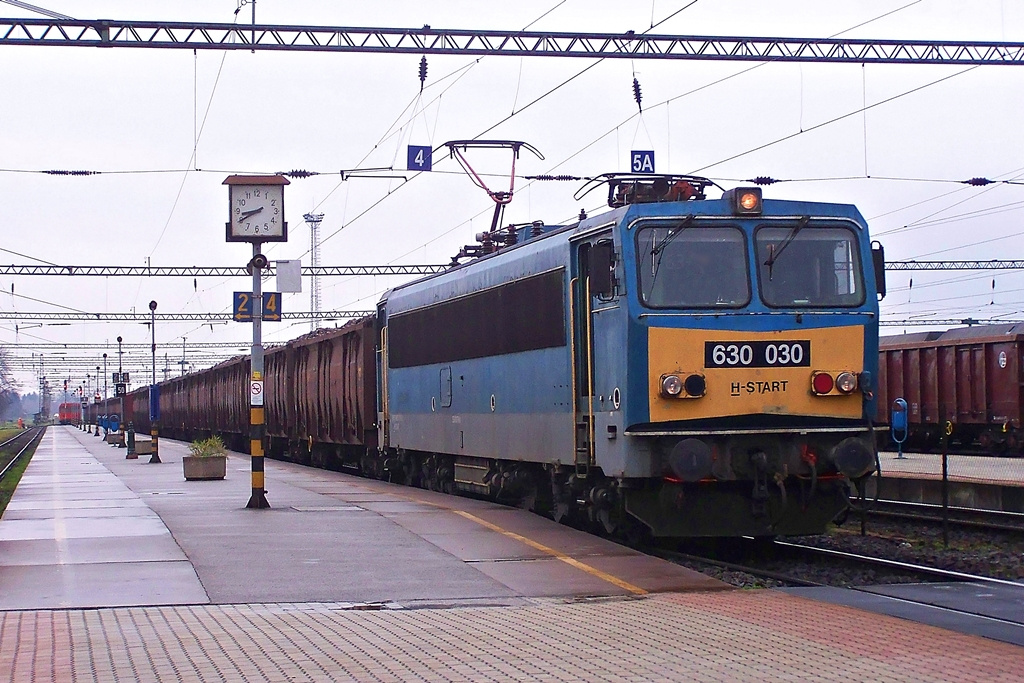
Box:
[86,373,91,432]
[103,354,108,437]
[148,300,161,463]
[94,365,101,436]
[118,336,132,456]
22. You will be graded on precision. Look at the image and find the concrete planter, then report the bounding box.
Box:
[183,455,227,481]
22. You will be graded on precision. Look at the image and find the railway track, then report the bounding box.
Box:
[867,498,1024,533]
[655,536,1024,589]
[0,427,45,484]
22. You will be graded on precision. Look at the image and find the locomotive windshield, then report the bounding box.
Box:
[755,224,865,308]
[637,225,750,308]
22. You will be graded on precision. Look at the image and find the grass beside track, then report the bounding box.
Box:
[0,427,41,518]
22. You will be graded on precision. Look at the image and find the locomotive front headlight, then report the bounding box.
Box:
[661,374,683,397]
[836,372,858,394]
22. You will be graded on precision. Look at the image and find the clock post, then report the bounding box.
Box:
[224,174,290,509]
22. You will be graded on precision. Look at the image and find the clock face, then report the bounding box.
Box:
[228,184,286,241]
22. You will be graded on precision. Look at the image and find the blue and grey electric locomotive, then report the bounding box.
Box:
[371,174,884,537]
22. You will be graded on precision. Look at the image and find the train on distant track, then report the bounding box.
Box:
[58,402,81,425]
[86,173,885,538]
[876,324,1024,455]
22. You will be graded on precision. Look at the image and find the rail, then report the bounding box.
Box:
[655,537,1023,588]
[868,498,1024,534]
[0,426,45,483]
[773,539,1024,587]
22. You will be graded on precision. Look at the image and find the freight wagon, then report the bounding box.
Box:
[876,324,1024,453]
[100,318,377,470]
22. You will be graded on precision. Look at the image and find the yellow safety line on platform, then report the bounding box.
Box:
[275,473,647,595]
[451,509,648,596]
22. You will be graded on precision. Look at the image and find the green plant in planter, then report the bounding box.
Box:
[188,435,227,458]
[184,435,227,480]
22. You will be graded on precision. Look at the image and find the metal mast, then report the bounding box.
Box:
[303,212,324,331]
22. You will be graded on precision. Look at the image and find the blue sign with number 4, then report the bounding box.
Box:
[407,145,432,171]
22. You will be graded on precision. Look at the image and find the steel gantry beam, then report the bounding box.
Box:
[1,19,1024,65]
[0,310,374,322]
[881,318,1024,327]
[0,264,448,277]
[9,341,256,349]
[2,261,1023,277]
[884,260,1024,271]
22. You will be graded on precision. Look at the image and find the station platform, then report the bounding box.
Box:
[872,450,1024,512]
[2,426,1022,681]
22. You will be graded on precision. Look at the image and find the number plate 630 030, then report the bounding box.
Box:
[704,340,811,368]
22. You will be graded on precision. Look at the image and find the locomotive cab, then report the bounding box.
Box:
[583,176,881,537]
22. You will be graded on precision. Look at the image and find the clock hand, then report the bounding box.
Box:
[239,207,264,220]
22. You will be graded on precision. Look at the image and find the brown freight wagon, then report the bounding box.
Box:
[264,317,378,469]
[876,324,1024,452]
[137,317,377,465]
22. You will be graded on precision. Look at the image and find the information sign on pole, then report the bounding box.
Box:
[261,292,281,321]
[148,384,160,421]
[233,292,281,322]
[250,379,264,406]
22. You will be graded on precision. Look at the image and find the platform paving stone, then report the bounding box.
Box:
[0,429,207,610]
[3,592,1024,682]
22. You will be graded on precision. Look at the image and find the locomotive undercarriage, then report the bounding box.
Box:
[360,436,868,539]
[359,447,643,537]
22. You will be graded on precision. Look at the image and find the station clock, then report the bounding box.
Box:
[224,175,290,243]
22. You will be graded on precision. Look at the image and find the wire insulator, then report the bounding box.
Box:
[749,176,778,185]
[525,174,580,181]
[45,170,96,175]
[418,56,428,91]
[632,77,642,113]
[964,177,993,186]
[283,170,317,178]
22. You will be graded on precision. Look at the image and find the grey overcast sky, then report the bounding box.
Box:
[2,0,1023,394]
